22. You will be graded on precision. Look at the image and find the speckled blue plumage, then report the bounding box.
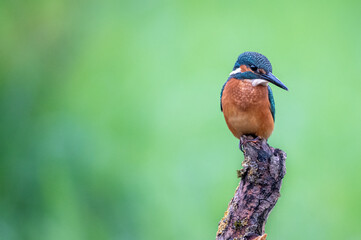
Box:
[233,52,273,72]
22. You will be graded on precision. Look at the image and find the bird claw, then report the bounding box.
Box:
[239,135,263,152]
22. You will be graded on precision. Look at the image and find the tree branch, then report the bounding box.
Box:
[216,135,287,240]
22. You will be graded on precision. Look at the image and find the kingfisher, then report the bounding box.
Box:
[220,52,288,142]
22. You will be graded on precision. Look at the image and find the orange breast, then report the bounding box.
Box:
[221,78,274,139]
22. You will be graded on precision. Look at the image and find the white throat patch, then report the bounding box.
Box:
[229,69,269,87]
[229,68,242,76]
[252,79,269,87]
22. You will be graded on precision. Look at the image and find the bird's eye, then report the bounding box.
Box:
[250,65,258,72]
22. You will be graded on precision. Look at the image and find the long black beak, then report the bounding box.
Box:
[261,72,288,91]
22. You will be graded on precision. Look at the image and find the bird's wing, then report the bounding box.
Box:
[268,85,275,121]
[220,79,229,112]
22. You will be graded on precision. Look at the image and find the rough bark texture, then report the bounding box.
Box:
[216,135,287,240]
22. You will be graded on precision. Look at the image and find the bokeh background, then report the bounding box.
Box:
[1,0,361,239]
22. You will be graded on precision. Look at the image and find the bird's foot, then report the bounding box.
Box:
[239,135,263,152]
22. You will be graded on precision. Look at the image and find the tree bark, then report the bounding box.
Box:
[216,135,287,240]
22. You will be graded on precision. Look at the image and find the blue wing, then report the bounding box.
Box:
[268,85,275,121]
[220,79,230,112]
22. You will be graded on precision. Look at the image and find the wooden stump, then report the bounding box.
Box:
[216,135,287,240]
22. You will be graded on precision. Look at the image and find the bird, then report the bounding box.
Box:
[220,51,288,142]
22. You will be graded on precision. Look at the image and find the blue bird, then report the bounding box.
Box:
[220,52,288,140]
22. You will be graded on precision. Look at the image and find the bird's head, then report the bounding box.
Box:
[230,52,288,90]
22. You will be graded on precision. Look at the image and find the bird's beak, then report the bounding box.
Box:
[261,72,288,91]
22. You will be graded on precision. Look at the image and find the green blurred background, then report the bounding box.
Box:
[1,0,361,239]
